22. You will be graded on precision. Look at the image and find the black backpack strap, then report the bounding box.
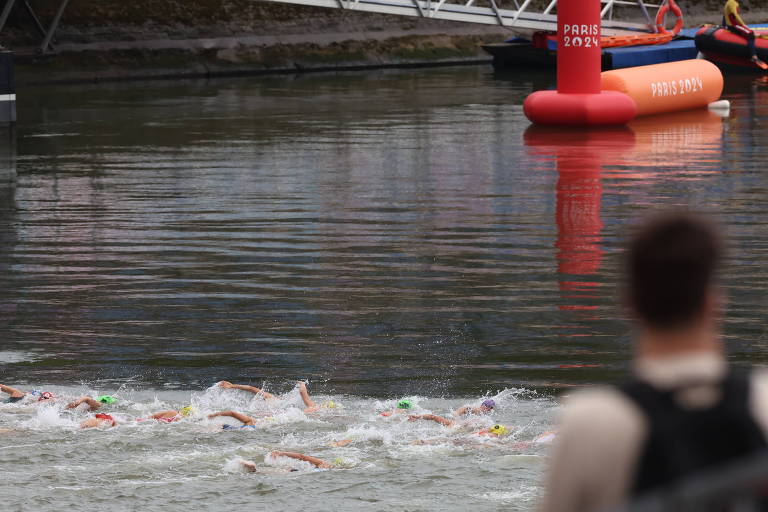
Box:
[619,370,767,495]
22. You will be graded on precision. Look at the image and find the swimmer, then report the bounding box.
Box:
[1,385,55,404]
[144,406,195,423]
[80,413,118,429]
[297,381,337,413]
[408,413,455,427]
[329,438,354,447]
[239,451,334,473]
[454,399,495,417]
[208,410,260,429]
[268,450,333,469]
[409,415,511,438]
[217,381,275,400]
[65,395,116,412]
[380,398,414,417]
[475,424,509,437]
[504,431,559,450]
[0,384,25,403]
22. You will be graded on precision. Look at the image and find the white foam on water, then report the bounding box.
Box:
[477,486,541,503]
[0,384,559,511]
[22,403,78,429]
[0,351,40,364]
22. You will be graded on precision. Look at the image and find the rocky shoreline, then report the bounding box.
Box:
[3,0,767,85]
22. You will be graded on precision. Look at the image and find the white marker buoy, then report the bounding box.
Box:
[708,100,731,115]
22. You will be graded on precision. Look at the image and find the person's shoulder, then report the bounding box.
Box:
[745,368,768,435]
[749,367,768,401]
[559,385,647,433]
[750,367,768,382]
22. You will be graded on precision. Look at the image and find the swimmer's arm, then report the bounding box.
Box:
[453,406,470,416]
[329,438,353,447]
[150,410,178,420]
[297,381,316,408]
[66,396,101,411]
[0,385,24,398]
[208,410,256,425]
[240,460,258,473]
[409,414,454,427]
[271,451,331,469]
[218,381,275,400]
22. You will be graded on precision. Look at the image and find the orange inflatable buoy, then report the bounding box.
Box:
[601,32,674,48]
[655,0,684,35]
[601,60,722,117]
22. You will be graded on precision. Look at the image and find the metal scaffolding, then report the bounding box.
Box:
[0,0,71,53]
[256,0,661,35]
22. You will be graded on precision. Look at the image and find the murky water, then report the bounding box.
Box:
[2,66,768,510]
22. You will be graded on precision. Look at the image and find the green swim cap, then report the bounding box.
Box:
[97,395,117,404]
[397,399,412,410]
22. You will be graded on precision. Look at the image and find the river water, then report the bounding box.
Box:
[2,66,768,511]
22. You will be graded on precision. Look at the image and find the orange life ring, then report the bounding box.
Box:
[655,0,684,35]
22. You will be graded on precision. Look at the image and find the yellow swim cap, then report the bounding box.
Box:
[179,406,195,417]
[323,400,337,409]
[332,457,343,466]
[490,424,508,436]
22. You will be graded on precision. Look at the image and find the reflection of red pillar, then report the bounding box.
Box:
[524,126,636,311]
[555,151,603,308]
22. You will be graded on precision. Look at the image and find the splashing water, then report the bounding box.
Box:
[0,382,557,511]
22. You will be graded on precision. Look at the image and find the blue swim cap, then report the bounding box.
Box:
[222,424,234,430]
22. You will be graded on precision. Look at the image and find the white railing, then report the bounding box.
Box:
[258,0,661,35]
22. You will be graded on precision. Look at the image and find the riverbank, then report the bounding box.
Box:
[14,24,512,85]
[7,2,516,85]
[4,0,768,85]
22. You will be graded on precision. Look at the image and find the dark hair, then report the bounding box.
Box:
[626,212,722,329]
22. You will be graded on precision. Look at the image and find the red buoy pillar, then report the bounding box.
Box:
[523,0,637,126]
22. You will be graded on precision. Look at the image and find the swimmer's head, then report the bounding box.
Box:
[94,413,116,426]
[332,457,343,466]
[480,399,496,412]
[37,392,55,402]
[322,400,337,409]
[397,399,413,410]
[97,395,117,404]
[222,424,234,430]
[179,406,195,417]
[489,424,508,437]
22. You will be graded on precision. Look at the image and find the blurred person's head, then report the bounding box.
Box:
[625,211,723,354]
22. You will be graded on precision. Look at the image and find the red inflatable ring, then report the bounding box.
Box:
[656,0,684,35]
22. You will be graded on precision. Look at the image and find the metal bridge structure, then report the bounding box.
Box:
[257,0,662,36]
[0,0,661,54]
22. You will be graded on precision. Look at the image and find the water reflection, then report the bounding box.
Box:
[524,110,725,315]
[0,124,17,332]
[525,127,635,314]
[4,68,765,393]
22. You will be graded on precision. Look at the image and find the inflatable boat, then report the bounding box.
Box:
[695,25,768,70]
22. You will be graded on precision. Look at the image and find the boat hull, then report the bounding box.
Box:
[695,25,768,70]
